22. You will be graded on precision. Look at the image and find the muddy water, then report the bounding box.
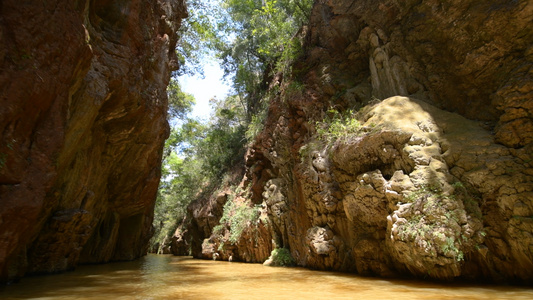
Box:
[1,255,532,299]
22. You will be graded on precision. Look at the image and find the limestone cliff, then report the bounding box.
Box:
[180,0,533,283]
[0,0,186,282]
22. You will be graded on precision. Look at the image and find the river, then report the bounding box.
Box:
[1,255,532,299]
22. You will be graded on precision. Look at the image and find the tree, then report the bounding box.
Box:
[151,0,314,252]
[167,78,195,120]
[175,0,221,76]
[215,0,313,118]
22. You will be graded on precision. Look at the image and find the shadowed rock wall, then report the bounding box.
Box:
[0,0,186,282]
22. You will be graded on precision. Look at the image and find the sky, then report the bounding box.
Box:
[178,61,232,120]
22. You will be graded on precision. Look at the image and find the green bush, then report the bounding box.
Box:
[218,195,261,244]
[268,248,295,266]
[316,109,362,143]
[245,110,266,143]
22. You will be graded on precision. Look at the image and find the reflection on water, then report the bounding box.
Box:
[1,255,532,299]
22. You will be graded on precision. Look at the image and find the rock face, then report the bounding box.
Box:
[0,0,186,282]
[182,0,533,283]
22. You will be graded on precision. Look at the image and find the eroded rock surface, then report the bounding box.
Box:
[180,0,532,283]
[0,0,186,281]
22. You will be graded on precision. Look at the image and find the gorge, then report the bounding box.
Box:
[1,0,533,288]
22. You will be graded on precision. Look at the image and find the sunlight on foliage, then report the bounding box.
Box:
[167,78,195,120]
[152,0,314,252]
[316,109,363,143]
[268,248,295,266]
[215,195,262,245]
[152,93,247,250]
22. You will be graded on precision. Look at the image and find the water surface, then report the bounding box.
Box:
[1,255,532,299]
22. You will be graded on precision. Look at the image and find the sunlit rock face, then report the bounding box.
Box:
[0,0,187,282]
[182,0,533,283]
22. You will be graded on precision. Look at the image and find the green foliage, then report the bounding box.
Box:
[244,94,270,142]
[152,0,314,251]
[441,237,464,262]
[398,184,473,262]
[405,184,443,203]
[316,109,363,143]
[167,78,195,119]
[298,139,324,164]
[0,153,6,169]
[268,248,295,266]
[245,113,265,143]
[175,0,221,76]
[151,128,203,250]
[152,86,248,250]
[276,36,304,76]
[230,207,256,244]
[218,194,261,244]
[285,80,305,99]
[199,97,247,178]
[451,181,464,189]
[397,214,465,262]
[451,181,485,220]
[215,0,313,116]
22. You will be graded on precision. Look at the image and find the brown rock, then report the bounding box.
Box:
[0,0,187,282]
[182,0,532,284]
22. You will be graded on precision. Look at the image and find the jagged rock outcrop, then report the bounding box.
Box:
[175,170,273,263]
[0,0,186,282]
[181,0,533,283]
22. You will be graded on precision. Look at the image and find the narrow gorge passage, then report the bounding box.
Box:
[1,0,533,297]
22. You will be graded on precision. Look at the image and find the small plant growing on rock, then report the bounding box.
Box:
[0,153,6,169]
[285,80,305,98]
[264,248,295,267]
[217,192,261,245]
[392,180,484,267]
[298,139,324,163]
[440,236,464,262]
[405,184,442,203]
[316,109,362,143]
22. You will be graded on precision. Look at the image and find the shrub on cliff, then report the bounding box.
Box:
[214,187,262,247]
[316,109,362,143]
[263,248,295,267]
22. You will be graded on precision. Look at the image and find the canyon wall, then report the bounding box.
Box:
[0,0,186,282]
[181,0,533,283]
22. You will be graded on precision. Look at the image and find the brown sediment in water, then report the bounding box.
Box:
[1,255,533,299]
